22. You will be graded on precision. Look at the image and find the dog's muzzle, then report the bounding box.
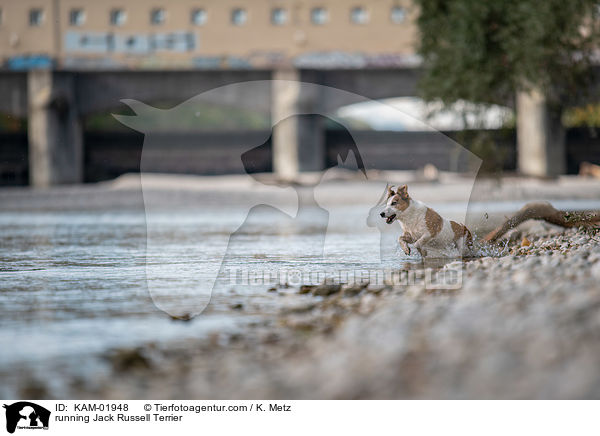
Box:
[383,213,396,224]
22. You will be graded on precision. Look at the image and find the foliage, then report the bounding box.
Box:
[0,113,26,132]
[86,101,270,131]
[415,0,600,107]
[563,103,600,127]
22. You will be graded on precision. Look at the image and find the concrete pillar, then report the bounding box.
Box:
[272,69,324,180]
[516,87,565,177]
[28,70,83,187]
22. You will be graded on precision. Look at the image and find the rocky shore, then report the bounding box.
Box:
[20,223,599,399]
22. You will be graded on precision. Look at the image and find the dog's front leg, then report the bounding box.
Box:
[413,233,433,258]
[398,232,414,255]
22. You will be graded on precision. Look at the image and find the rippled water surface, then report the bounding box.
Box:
[0,205,405,371]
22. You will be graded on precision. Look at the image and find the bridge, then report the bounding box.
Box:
[0,67,421,186]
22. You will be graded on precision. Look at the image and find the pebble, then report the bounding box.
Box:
[366,285,388,295]
[342,283,368,297]
[299,285,315,294]
[312,284,342,297]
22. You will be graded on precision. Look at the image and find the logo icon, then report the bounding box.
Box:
[3,402,50,434]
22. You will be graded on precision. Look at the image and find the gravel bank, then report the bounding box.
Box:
[20,224,598,399]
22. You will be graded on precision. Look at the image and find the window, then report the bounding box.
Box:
[311,7,328,25]
[150,8,166,25]
[390,6,406,23]
[231,8,247,25]
[191,8,207,26]
[0,8,3,26]
[69,8,85,26]
[271,8,287,25]
[110,8,126,26]
[29,8,44,26]
[350,7,368,24]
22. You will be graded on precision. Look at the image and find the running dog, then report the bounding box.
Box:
[380,185,472,257]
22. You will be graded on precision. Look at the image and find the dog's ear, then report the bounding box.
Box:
[387,185,395,198]
[398,184,409,199]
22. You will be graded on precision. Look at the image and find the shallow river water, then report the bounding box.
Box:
[0,203,407,372]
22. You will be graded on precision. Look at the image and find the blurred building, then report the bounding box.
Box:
[1,1,584,186]
[0,0,419,70]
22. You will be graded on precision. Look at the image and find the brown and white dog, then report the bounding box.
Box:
[380,185,472,258]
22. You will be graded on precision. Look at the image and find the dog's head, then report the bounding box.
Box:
[380,185,410,224]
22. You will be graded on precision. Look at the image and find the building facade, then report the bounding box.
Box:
[0,0,418,70]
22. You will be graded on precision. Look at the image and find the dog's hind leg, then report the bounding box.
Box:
[454,238,466,257]
[458,229,474,257]
[451,221,473,257]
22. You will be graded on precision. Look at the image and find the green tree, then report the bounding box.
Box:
[415,0,600,176]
